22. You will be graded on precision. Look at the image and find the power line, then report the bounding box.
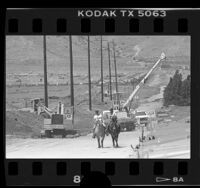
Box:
[113,40,119,106]
[100,36,104,102]
[69,35,74,107]
[88,36,92,111]
[43,35,48,107]
[107,42,112,101]
[69,35,75,126]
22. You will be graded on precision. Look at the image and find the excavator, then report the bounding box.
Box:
[102,52,166,131]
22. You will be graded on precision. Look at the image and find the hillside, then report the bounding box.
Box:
[6,36,190,76]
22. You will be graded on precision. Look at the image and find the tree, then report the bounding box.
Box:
[180,75,190,105]
[163,77,173,106]
[163,70,190,106]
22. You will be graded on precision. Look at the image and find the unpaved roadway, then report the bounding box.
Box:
[6,131,141,158]
[146,139,190,158]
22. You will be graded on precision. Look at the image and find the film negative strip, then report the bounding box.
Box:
[4,8,200,186]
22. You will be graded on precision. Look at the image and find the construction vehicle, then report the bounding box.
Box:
[102,107,136,132]
[40,102,72,138]
[122,52,166,110]
[20,98,70,138]
[30,98,63,118]
[41,113,66,138]
[20,97,52,116]
[134,111,149,126]
[102,92,135,131]
[38,103,55,118]
[102,52,166,131]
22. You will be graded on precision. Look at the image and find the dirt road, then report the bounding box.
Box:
[146,139,190,158]
[6,130,141,158]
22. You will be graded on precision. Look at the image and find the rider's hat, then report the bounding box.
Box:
[95,110,99,114]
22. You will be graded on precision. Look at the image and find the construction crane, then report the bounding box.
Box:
[102,52,166,132]
[122,52,166,111]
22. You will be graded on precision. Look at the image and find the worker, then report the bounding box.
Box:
[92,110,107,138]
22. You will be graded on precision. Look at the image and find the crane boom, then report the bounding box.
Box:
[122,52,166,108]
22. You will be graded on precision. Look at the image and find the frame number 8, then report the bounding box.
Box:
[73,175,81,183]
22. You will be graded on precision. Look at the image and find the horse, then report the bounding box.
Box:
[94,120,106,148]
[108,119,120,148]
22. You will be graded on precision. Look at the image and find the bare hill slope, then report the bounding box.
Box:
[6,36,190,75]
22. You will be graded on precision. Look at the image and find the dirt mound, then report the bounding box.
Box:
[6,110,43,137]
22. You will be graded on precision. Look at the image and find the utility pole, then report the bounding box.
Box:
[107,42,112,100]
[113,40,119,106]
[88,36,92,111]
[43,35,48,107]
[100,36,104,102]
[69,35,74,126]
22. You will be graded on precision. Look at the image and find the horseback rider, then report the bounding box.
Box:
[109,108,117,121]
[92,110,107,138]
[109,108,120,129]
[108,108,120,147]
